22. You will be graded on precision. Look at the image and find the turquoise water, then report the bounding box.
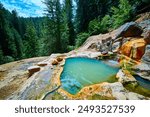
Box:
[60,57,119,95]
[134,75,150,90]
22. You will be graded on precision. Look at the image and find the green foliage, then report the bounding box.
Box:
[67,45,75,51]
[88,18,101,35]
[65,0,76,46]
[0,48,4,64]
[88,15,111,35]
[111,0,132,29]
[75,32,90,47]
[24,22,39,58]
[88,0,133,34]
[100,15,111,32]
[3,56,14,63]
[12,28,24,59]
[60,8,69,52]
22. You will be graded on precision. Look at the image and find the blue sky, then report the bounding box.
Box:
[0,0,47,17]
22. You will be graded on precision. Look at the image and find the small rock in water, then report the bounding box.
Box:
[28,66,40,76]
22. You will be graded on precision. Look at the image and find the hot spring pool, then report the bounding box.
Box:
[60,57,119,95]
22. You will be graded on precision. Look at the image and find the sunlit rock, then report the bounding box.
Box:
[37,62,48,67]
[52,59,59,65]
[120,38,147,60]
[116,69,137,84]
[56,57,63,62]
[142,45,150,63]
[28,66,40,76]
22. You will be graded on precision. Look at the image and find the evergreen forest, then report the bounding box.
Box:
[0,0,149,65]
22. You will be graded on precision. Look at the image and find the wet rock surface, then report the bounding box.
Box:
[133,62,150,81]
[142,45,150,63]
[28,66,40,76]
[116,69,137,84]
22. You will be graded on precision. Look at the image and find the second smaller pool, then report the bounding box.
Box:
[60,57,119,95]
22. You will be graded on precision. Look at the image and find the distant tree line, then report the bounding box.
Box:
[0,3,47,64]
[0,0,149,64]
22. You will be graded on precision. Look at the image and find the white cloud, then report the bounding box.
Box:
[19,12,29,17]
[0,0,46,17]
[23,0,46,8]
[35,9,44,16]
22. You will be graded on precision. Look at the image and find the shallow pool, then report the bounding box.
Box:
[135,75,150,90]
[60,57,119,95]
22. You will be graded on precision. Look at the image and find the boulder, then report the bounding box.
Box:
[120,38,147,60]
[115,22,143,39]
[125,92,148,100]
[142,45,150,63]
[108,82,127,100]
[112,42,120,52]
[56,57,63,62]
[88,43,97,50]
[144,30,150,44]
[0,67,6,72]
[139,19,150,33]
[102,82,147,100]
[133,62,150,81]
[116,69,137,84]
[28,66,40,76]
[52,59,59,65]
[37,62,47,67]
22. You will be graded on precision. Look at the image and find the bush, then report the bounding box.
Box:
[87,0,133,36]
[88,19,101,35]
[100,15,111,33]
[3,56,15,63]
[0,49,4,65]
[67,45,75,51]
[75,33,90,47]
[111,0,132,29]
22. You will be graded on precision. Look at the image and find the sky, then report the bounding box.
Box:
[0,0,47,17]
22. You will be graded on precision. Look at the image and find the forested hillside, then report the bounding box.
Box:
[0,0,149,65]
[0,5,46,64]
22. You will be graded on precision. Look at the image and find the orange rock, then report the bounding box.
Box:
[37,62,47,67]
[52,59,58,65]
[56,57,63,62]
[120,38,147,60]
[28,66,40,76]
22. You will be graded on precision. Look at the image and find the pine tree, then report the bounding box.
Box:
[65,0,75,46]
[44,0,64,53]
[0,47,4,64]
[24,21,39,58]
[11,10,22,35]
[12,28,24,59]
